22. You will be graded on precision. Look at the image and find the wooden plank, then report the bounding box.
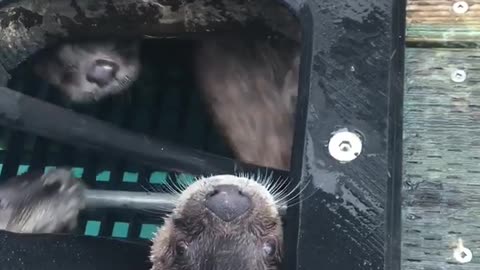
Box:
[403,47,480,269]
[407,0,480,44]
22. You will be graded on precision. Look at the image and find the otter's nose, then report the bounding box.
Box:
[86,59,119,87]
[205,185,251,222]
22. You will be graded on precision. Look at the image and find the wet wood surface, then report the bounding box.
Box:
[407,0,480,44]
[402,47,480,269]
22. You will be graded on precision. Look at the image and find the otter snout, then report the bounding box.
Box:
[205,184,252,222]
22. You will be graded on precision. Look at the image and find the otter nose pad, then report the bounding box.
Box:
[86,59,119,87]
[205,185,251,222]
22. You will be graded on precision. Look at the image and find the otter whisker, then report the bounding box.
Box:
[264,174,278,192]
[274,181,302,205]
[139,208,170,217]
[235,171,259,190]
[268,175,288,200]
[253,170,275,190]
[158,179,178,195]
[264,174,288,201]
[181,177,197,192]
[276,177,314,207]
[161,174,187,196]
[272,177,301,203]
[140,183,162,194]
[160,181,181,196]
[175,174,196,191]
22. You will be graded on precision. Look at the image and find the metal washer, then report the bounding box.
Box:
[328,131,363,162]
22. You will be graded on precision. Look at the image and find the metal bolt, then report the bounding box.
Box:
[451,69,467,83]
[453,1,469,14]
[339,141,352,152]
[453,239,472,264]
[328,131,362,163]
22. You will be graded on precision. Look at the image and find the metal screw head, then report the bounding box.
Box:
[453,239,472,264]
[328,131,362,163]
[451,69,467,83]
[453,247,473,263]
[453,1,469,14]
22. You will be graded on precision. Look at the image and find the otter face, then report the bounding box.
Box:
[0,168,86,234]
[34,40,141,104]
[150,175,283,270]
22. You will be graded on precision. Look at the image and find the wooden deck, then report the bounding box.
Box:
[403,0,480,269]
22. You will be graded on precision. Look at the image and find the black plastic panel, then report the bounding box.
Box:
[283,0,405,269]
[0,230,151,270]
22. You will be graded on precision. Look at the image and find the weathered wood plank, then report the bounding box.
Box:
[407,0,480,44]
[403,48,480,269]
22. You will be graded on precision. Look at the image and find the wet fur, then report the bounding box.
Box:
[195,37,300,170]
[150,175,283,270]
[0,168,86,234]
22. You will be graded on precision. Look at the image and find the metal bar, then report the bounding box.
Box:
[85,190,178,212]
[84,189,288,216]
[0,86,263,176]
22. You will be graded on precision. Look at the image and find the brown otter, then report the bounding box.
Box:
[33,39,141,104]
[0,168,87,234]
[194,37,300,170]
[150,174,284,270]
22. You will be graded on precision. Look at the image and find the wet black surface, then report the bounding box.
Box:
[283,0,405,269]
[0,230,151,270]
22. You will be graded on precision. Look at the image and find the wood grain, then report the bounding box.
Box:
[407,0,480,43]
[403,48,480,269]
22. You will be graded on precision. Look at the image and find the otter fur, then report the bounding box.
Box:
[0,168,86,234]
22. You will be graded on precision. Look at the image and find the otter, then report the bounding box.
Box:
[194,37,300,170]
[0,168,87,234]
[150,174,284,270]
[33,39,141,104]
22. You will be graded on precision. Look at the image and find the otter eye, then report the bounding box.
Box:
[263,239,276,257]
[176,241,188,256]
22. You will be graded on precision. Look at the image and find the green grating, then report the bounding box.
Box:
[96,171,111,182]
[139,224,158,239]
[17,165,29,175]
[85,220,101,236]
[112,222,130,238]
[7,163,194,185]
[149,171,167,184]
[122,171,139,183]
[177,173,196,187]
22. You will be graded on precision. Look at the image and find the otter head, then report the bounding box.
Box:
[34,40,141,104]
[150,174,283,270]
[0,168,86,234]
